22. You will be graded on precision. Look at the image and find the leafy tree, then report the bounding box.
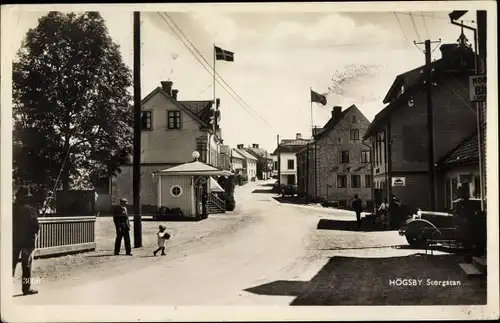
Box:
[13,11,133,196]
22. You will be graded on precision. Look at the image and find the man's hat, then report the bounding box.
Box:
[120,198,128,203]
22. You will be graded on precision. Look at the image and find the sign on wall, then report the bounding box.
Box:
[392,177,406,187]
[469,75,486,102]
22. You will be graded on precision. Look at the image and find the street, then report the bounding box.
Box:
[12,180,485,306]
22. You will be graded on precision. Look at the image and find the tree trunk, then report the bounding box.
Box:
[61,139,71,192]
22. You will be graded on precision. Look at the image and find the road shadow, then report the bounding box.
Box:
[395,244,467,255]
[259,183,275,187]
[12,293,29,298]
[272,196,308,205]
[245,280,310,297]
[244,254,486,305]
[252,189,275,194]
[317,218,392,232]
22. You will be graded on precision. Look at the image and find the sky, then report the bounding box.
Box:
[8,6,479,153]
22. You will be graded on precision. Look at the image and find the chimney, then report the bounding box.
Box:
[440,44,458,60]
[171,89,179,100]
[160,81,173,96]
[252,144,259,149]
[296,133,302,140]
[237,144,244,149]
[332,106,342,120]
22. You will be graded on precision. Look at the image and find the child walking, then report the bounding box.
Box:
[153,224,170,256]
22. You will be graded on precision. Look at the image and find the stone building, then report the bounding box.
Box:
[297,105,372,206]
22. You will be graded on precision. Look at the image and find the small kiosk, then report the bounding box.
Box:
[153,152,233,219]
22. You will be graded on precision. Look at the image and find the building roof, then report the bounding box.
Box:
[156,161,232,176]
[209,176,225,192]
[233,148,258,161]
[439,132,479,168]
[272,140,313,155]
[179,100,219,125]
[313,105,356,141]
[245,147,272,160]
[231,148,245,160]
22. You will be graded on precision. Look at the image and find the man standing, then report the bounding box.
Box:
[114,198,132,256]
[351,194,363,229]
[13,187,40,295]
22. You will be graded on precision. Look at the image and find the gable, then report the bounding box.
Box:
[141,87,209,129]
[315,105,370,142]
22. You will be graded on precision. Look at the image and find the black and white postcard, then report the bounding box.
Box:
[1,1,498,322]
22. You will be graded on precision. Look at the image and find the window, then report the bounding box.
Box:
[167,111,181,129]
[350,129,359,141]
[351,175,361,188]
[287,159,294,170]
[365,175,372,188]
[352,115,357,123]
[361,151,371,163]
[196,137,207,163]
[170,185,183,197]
[337,175,347,188]
[340,151,349,163]
[141,111,152,130]
[274,161,278,170]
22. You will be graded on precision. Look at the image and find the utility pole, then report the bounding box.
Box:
[477,10,487,207]
[133,11,142,248]
[277,134,281,188]
[415,39,439,210]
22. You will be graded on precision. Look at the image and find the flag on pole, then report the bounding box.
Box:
[215,46,234,61]
[311,89,327,105]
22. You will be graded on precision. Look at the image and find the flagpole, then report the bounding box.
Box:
[310,87,313,137]
[213,43,216,134]
[211,44,216,166]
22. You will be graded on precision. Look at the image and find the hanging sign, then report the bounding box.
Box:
[469,75,486,102]
[392,177,406,187]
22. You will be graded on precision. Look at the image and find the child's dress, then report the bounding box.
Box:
[157,231,169,248]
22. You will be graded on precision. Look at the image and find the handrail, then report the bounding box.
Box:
[208,192,225,211]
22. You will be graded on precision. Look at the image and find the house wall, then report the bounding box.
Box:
[306,145,317,199]
[390,75,477,172]
[315,108,372,202]
[141,92,204,164]
[160,175,194,217]
[231,158,244,171]
[389,171,430,211]
[280,152,298,184]
[296,151,307,196]
[371,73,478,210]
[247,159,257,180]
[207,132,220,167]
[272,155,278,176]
[111,163,177,211]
